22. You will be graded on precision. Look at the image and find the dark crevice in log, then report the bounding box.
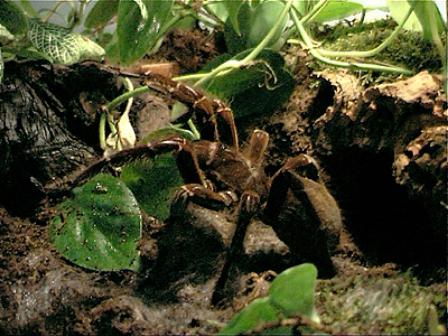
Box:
[323,149,444,269]
[0,61,122,215]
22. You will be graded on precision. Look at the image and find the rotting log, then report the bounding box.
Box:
[0,61,120,214]
[309,71,447,270]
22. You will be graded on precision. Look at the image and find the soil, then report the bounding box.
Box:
[0,28,446,335]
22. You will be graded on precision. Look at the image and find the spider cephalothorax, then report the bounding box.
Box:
[48,73,344,306]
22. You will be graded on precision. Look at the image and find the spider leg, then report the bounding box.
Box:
[211,191,260,306]
[144,73,239,150]
[263,154,322,219]
[263,155,340,277]
[171,184,237,217]
[44,138,187,197]
[244,129,269,169]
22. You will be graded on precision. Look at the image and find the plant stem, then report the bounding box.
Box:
[99,110,107,149]
[424,1,447,92]
[301,0,328,24]
[187,119,201,140]
[43,1,65,22]
[106,86,150,112]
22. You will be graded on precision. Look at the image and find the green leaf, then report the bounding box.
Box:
[269,263,319,322]
[16,0,37,17]
[84,0,118,29]
[117,0,173,65]
[0,23,14,44]
[28,19,105,64]
[121,153,183,221]
[0,48,3,83]
[292,0,319,16]
[205,1,229,23]
[140,126,196,144]
[224,1,288,54]
[224,0,244,36]
[351,0,388,10]
[0,0,28,35]
[50,174,142,271]
[219,298,280,336]
[200,49,295,118]
[133,0,148,20]
[309,1,364,23]
[388,0,445,40]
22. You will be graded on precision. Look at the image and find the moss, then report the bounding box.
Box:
[316,273,446,334]
[309,19,445,83]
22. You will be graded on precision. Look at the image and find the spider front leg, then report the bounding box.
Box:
[212,191,261,306]
[170,141,239,216]
[143,73,239,149]
[263,155,343,277]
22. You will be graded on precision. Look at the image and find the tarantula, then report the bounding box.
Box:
[50,73,343,305]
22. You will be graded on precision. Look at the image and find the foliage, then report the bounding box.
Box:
[221,263,320,335]
[199,49,295,118]
[120,153,184,222]
[0,0,104,80]
[50,174,142,271]
[27,19,104,64]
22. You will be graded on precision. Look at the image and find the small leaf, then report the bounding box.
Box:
[0,23,14,44]
[17,0,38,17]
[224,1,288,54]
[0,48,3,83]
[219,298,280,336]
[387,0,445,41]
[50,174,142,271]
[121,153,184,221]
[117,0,173,65]
[84,0,118,29]
[140,126,196,144]
[309,1,364,23]
[0,0,28,35]
[205,1,229,23]
[269,263,320,322]
[133,0,148,20]
[28,19,105,65]
[224,0,244,36]
[200,49,295,118]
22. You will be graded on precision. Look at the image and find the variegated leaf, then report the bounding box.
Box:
[28,19,105,65]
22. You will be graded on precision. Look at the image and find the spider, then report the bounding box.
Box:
[49,73,343,305]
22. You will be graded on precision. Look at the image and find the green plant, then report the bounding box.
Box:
[50,174,142,271]
[0,0,104,78]
[220,263,326,335]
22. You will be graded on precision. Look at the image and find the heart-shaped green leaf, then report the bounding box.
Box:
[219,297,280,336]
[0,0,28,36]
[117,0,173,65]
[120,153,183,221]
[50,174,142,271]
[224,1,288,54]
[387,0,445,41]
[200,49,294,118]
[269,263,319,322]
[84,0,118,29]
[309,1,364,23]
[28,19,105,65]
[0,22,14,44]
[0,48,3,83]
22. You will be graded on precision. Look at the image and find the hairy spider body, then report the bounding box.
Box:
[48,73,343,306]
